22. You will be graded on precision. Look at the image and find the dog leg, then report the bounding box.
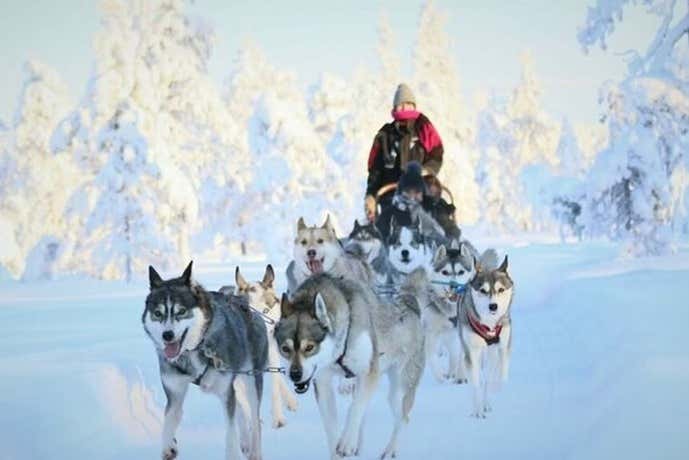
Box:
[161,374,189,460]
[236,374,263,460]
[313,370,340,459]
[279,374,299,411]
[233,378,252,455]
[337,371,378,457]
[381,367,404,459]
[267,339,287,428]
[425,331,445,382]
[467,347,484,419]
[445,333,465,384]
[223,378,243,460]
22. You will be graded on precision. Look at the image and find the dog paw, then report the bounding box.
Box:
[336,431,360,457]
[453,377,468,385]
[162,445,178,460]
[272,417,287,429]
[380,444,398,459]
[470,411,486,419]
[285,394,299,411]
[483,402,492,413]
[240,438,251,455]
[338,380,355,396]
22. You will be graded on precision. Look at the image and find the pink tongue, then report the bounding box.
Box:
[164,342,181,359]
[308,259,323,274]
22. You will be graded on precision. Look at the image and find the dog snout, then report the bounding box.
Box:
[289,365,303,382]
[162,330,175,342]
[401,249,409,259]
[489,303,498,312]
[307,249,316,258]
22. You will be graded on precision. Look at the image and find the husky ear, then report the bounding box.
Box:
[323,214,337,237]
[297,217,307,232]
[460,242,471,259]
[235,266,249,290]
[353,219,361,231]
[433,245,447,266]
[473,256,481,273]
[280,293,294,317]
[313,292,332,331]
[498,255,509,273]
[450,239,460,251]
[262,264,275,288]
[149,266,163,290]
[181,261,193,286]
[389,215,398,232]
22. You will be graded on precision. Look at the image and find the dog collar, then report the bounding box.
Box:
[466,309,503,345]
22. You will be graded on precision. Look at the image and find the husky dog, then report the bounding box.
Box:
[143,262,268,460]
[275,274,424,459]
[458,256,513,418]
[343,219,392,286]
[286,215,372,293]
[235,265,298,428]
[387,216,434,278]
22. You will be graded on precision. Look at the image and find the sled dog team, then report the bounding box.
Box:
[143,215,514,460]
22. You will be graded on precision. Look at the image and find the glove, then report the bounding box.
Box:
[364,195,377,222]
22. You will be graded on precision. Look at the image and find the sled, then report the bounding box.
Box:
[374,170,455,217]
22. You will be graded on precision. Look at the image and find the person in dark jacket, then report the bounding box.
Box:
[422,174,461,240]
[376,162,446,243]
[364,83,444,222]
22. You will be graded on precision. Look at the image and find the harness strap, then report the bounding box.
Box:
[335,317,355,379]
[466,309,503,346]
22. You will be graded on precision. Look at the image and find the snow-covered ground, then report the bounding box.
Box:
[1,241,688,460]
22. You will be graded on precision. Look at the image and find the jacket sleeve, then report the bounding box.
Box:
[366,130,385,197]
[417,114,443,175]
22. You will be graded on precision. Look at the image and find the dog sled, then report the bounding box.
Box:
[373,168,455,219]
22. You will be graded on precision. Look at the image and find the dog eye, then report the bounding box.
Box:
[304,344,314,353]
[301,239,307,246]
[480,288,489,295]
[317,238,323,244]
[498,288,505,294]
[441,270,450,276]
[458,270,465,275]
[153,311,162,319]
[281,345,291,354]
[177,308,187,316]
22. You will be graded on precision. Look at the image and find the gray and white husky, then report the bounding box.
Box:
[274,274,424,459]
[143,262,268,460]
[286,215,372,293]
[235,265,298,428]
[458,256,514,418]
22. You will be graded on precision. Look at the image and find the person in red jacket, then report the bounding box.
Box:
[364,83,444,222]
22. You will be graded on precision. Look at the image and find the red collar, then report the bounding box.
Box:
[466,309,503,345]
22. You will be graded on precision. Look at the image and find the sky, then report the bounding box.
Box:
[0,0,658,126]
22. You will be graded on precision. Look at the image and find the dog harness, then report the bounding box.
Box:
[335,318,356,379]
[466,309,503,345]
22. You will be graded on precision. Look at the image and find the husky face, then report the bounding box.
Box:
[430,240,476,302]
[347,219,384,264]
[293,215,342,275]
[470,256,513,326]
[274,293,336,394]
[235,265,279,322]
[388,218,430,274]
[143,262,211,362]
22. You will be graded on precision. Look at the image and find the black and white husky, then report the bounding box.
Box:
[142,262,268,460]
[387,216,434,279]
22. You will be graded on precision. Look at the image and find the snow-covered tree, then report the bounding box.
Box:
[413,0,479,224]
[577,0,689,255]
[474,56,560,232]
[0,61,75,278]
[48,0,229,278]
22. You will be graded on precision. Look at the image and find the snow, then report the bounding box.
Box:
[1,242,688,459]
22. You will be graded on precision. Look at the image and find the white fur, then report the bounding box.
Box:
[388,227,431,274]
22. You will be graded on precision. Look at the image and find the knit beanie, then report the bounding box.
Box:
[393,83,416,108]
